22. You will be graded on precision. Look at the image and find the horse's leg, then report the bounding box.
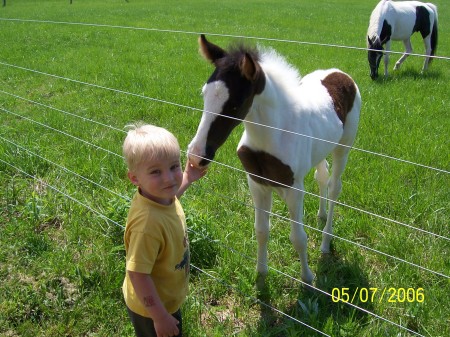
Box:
[384,40,391,77]
[320,145,350,253]
[394,39,412,71]
[421,36,432,73]
[314,159,329,221]
[248,178,273,275]
[282,184,314,284]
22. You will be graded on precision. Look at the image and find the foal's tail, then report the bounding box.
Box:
[427,3,438,61]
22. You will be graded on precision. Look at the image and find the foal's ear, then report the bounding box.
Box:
[198,34,227,63]
[240,53,265,94]
[240,53,258,81]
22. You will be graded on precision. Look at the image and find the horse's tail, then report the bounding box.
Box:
[431,19,438,57]
[427,3,438,60]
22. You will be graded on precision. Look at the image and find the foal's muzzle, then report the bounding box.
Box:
[198,145,216,166]
[188,144,216,168]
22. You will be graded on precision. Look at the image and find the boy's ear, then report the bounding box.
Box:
[127,171,139,186]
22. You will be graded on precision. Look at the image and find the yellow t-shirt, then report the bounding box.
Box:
[122,191,190,317]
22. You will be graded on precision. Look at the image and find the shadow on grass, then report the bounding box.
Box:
[254,247,374,336]
[371,68,442,83]
[254,273,287,337]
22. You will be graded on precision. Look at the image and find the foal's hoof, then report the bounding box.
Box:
[256,265,269,276]
[320,236,332,254]
[301,270,315,285]
[320,245,331,254]
[317,213,327,223]
[256,273,268,293]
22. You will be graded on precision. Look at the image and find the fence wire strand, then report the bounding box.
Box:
[0,17,449,61]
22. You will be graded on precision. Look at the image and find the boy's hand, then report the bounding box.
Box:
[177,160,207,198]
[153,312,180,337]
[184,160,207,184]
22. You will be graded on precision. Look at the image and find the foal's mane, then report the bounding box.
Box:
[216,41,302,89]
[259,47,302,88]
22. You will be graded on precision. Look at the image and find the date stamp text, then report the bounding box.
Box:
[331,287,424,304]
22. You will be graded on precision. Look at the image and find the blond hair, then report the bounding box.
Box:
[123,123,180,171]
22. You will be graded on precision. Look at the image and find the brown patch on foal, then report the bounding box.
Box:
[321,72,356,124]
[237,145,294,187]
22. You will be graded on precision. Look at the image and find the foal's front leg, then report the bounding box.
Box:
[248,179,273,275]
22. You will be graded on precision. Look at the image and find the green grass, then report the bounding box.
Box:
[1,0,449,336]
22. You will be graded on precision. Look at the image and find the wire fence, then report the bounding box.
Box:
[0,18,449,62]
[1,18,448,337]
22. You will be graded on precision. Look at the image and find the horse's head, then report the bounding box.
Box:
[188,35,266,168]
[367,35,384,79]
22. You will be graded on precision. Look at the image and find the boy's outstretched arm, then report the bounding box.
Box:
[128,270,180,337]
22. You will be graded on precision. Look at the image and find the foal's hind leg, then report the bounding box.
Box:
[314,159,329,221]
[320,146,350,253]
[283,184,314,284]
[421,36,432,73]
[394,39,413,71]
[384,40,392,77]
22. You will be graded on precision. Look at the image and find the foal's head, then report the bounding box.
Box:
[367,36,384,79]
[188,35,266,167]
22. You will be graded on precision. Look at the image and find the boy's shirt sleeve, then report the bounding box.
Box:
[126,231,161,274]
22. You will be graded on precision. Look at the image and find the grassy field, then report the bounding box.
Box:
[0,0,449,336]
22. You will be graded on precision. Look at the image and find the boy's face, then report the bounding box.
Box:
[128,154,183,205]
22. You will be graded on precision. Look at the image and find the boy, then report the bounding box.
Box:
[122,123,206,337]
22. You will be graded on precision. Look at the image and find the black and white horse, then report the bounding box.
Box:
[188,35,361,283]
[367,0,438,79]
